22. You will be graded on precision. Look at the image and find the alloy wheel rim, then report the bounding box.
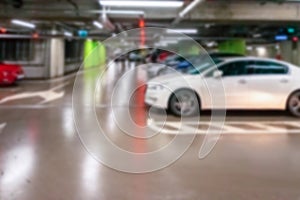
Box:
[290,92,300,115]
[174,94,195,115]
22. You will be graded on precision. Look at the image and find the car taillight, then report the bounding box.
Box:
[2,71,8,76]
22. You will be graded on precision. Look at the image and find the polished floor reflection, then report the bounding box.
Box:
[0,62,300,200]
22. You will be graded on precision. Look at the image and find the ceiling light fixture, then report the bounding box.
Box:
[246,46,253,51]
[93,21,103,29]
[11,19,35,29]
[179,0,204,17]
[206,41,216,47]
[64,31,73,37]
[166,29,198,34]
[99,0,184,8]
[253,33,261,38]
[89,10,144,15]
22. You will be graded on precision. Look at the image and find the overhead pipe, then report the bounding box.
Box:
[101,8,116,31]
[172,0,205,25]
[66,0,80,16]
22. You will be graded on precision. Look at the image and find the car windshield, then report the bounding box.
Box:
[186,59,224,75]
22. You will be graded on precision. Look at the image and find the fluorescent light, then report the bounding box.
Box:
[204,24,211,29]
[157,40,178,46]
[166,29,198,34]
[206,41,216,47]
[155,43,168,47]
[89,10,144,15]
[164,40,177,44]
[160,41,178,44]
[64,31,73,37]
[99,1,184,8]
[107,10,144,15]
[247,46,253,51]
[257,47,266,56]
[11,19,35,29]
[93,21,103,29]
[179,0,204,17]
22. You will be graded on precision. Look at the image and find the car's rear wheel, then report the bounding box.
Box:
[287,91,300,117]
[169,89,200,117]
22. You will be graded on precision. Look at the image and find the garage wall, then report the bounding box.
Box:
[0,39,49,78]
[246,45,277,58]
[0,37,89,79]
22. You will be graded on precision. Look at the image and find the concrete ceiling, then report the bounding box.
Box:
[0,0,300,44]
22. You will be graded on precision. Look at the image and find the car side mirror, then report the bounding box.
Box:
[213,70,223,78]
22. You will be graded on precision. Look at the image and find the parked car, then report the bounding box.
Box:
[156,53,245,76]
[146,54,191,78]
[177,52,244,70]
[0,62,24,85]
[157,51,173,63]
[145,57,300,117]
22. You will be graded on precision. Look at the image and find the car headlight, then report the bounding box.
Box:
[147,84,165,90]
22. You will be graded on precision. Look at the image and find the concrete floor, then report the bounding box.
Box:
[0,63,300,200]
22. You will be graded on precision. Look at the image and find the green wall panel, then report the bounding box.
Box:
[84,40,106,69]
[218,39,246,55]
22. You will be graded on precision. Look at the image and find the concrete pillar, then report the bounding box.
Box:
[247,45,277,58]
[280,41,293,63]
[279,41,300,66]
[49,38,65,78]
[294,42,300,66]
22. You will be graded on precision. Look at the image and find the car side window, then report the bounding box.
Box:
[205,61,247,77]
[247,61,288,75]
[218,61,249,77]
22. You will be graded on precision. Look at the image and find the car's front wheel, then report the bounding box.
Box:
[169,89,200,117]
[287,91,300,117]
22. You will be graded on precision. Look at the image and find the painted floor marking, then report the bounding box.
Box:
[148,120,300,134]
[0,82,69,105]
[0,123,7,134]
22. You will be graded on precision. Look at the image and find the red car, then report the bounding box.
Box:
[157,51,173,63]
[0,63,25,85]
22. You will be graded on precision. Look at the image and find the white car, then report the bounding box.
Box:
[145,57,300,117]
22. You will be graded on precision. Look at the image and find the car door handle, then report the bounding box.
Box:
[280,78,289,83]
[238,79,247,84]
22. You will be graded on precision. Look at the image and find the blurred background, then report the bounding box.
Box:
[1,1,300,200]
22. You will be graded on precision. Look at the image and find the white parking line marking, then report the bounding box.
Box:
[284,121,300,127]
[148,121,300,135]
[0,123,7,134]
[222,125,246,132]
[0,82,69,105]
